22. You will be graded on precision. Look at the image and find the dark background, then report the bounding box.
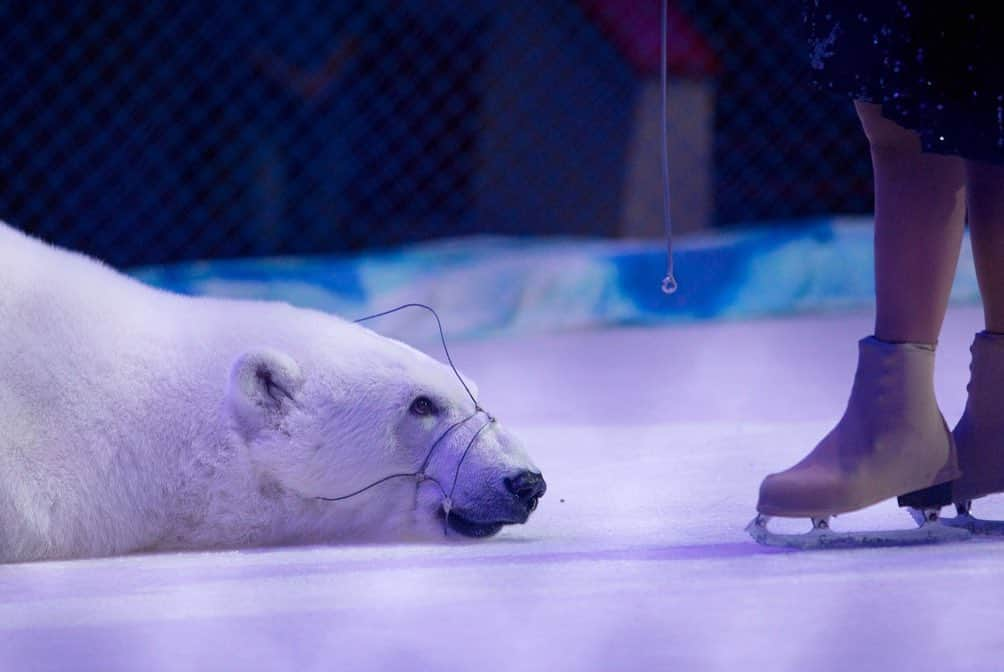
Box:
[0,0,872,267]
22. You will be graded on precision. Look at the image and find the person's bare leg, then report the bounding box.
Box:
[966,160,1004,333]
[856,101,966,345]
[945,161,1004,508]
[753,103,966,525]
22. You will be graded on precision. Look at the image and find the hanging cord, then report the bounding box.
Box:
[660,0,678,294]
[315,303,498,535]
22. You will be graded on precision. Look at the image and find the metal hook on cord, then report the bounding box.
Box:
[660,0,678,295]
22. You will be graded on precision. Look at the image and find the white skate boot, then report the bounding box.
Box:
[917,332,1004,534]
[747,336,971,549]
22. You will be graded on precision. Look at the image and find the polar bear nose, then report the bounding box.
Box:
[504,470,547,512]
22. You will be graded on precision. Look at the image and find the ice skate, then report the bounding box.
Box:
[747,336,971,549]
[908,332,1004,535]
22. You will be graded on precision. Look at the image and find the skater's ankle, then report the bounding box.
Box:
[871,334,937,350]
[979,329,1004,340]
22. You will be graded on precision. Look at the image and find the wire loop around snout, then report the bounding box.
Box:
[314,408,494,512]
[446,414,495,504]
[317,303,499,534]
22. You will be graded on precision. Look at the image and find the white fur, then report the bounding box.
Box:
[0,222,539,563]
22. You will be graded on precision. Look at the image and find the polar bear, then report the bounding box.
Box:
[0,222,545,563]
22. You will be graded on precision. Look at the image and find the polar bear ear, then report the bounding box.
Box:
[226,348,304,434]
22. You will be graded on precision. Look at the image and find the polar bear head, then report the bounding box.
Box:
[224,323,545,542]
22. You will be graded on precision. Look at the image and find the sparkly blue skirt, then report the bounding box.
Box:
[805,1,1004,164]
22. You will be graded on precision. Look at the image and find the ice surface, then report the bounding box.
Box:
[3,306,1004,671]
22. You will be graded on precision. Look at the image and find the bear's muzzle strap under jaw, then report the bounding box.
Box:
[314,409,497,536]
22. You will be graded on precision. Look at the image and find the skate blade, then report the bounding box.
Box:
[746,514,972,550]
[941,513,1004,536]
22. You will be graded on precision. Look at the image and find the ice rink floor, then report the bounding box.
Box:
[3,305,1004,671]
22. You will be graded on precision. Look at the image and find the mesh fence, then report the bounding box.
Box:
[0,1,873,267]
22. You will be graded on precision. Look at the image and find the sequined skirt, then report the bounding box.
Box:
[805,1,1004,164]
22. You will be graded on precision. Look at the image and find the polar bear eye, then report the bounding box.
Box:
[409,396,439,417]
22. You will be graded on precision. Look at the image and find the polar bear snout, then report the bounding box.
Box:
[504,470,546,515]
[441,462,546,538]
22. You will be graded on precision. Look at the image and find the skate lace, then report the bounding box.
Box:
[315,303,497,535]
